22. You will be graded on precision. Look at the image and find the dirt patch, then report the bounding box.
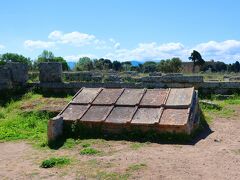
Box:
[1,118,240,180]
[1,112,240,179]
[20,98,68,113]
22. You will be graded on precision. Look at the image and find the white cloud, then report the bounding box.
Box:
[23,30,240,63]
[48,30,96,47]
[0,44,5,50]
[193,40,240,62]
[105,40,240,63]
[64,54,98,62]
[24,40,55,49]
[104,42,186,62]
[114,42,121,49]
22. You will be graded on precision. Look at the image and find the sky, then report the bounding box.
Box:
[0,0,240,63]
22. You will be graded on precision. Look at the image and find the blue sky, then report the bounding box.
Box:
[0,0,240,63]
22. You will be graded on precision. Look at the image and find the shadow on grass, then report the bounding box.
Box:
[49,109,213,149]
[0,87,29,106]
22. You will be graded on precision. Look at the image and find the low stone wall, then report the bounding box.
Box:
[1,62,240,95]
[32,81,240,95]
[141,75,203,83]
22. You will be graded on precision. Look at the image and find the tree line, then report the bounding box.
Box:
[0,50,240,73]
[74,57,182,73]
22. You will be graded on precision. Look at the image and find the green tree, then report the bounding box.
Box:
[121,61,132,71]
[112,60,122,71]
[37,50,54,62]
[0,53,32,66]
[93,58,113,70]
[142,61,157,73]
[158,58,182,73]
[188,50,205,73]
[53,57,69,71]
[75,57,93,71]
[36,50,69,71]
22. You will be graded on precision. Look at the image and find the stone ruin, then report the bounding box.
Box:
[0,62,28,90]
[39,62,62,83]
[48,87,200,143]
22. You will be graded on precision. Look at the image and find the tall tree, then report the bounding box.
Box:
[0,53,32,66]
[158,58,182,73]
[112,60,122,71]
[121,61,132,71]
[36,50,69,71]
[37,50,54,62]
[75,57,93,71]
[188,50,205,73]
[142,61,157,73]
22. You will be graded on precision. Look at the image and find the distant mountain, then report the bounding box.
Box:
[131,60,142,67]
[67,62,76,70]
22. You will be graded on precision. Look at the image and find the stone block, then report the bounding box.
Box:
[131,107,163,124]
[116,89,145,106]
[105,106,136,124]
[39,62,62,83]
[6,62,28,85]
[80,105,113,122]
[0,66,12,89]
[48,116,63,144]
[92,88,124,105]
[72,88,101,104]
[60,104,89,121]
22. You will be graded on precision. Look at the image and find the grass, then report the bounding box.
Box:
[40,157,71,168]
[200,94,240,122]
[127,163,147,172]
[80,147,101,155]
[0,91,71,145]
[96,171,130,180]
[130,142,146,150]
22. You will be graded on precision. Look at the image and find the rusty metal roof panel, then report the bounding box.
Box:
[140,89,169,107]
[166,87,194,108]
[131,107,163,124]
[60,104,89,121]
[72,88,101,104]
[116,89,145,106]
[92,88,124,105]
[80,105,113,122]
[105,106,136,124]
[159,108,190,126]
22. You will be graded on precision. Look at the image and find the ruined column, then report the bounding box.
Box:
[47,116,64,145]
[39,62,62,83]
[5,62,28,85]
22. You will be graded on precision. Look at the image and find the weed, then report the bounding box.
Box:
[80,147,101,155]
[40,157,70,168]
[96,171,130,180]
[62,138,78,149]
[81,143,91,148]
[130,142,145,150]
[127,163,147,172]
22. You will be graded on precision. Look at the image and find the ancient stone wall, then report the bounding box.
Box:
[5,62,28,85]
[39,62,62,83]
[0,66,12,90]
[1,62,240,94]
